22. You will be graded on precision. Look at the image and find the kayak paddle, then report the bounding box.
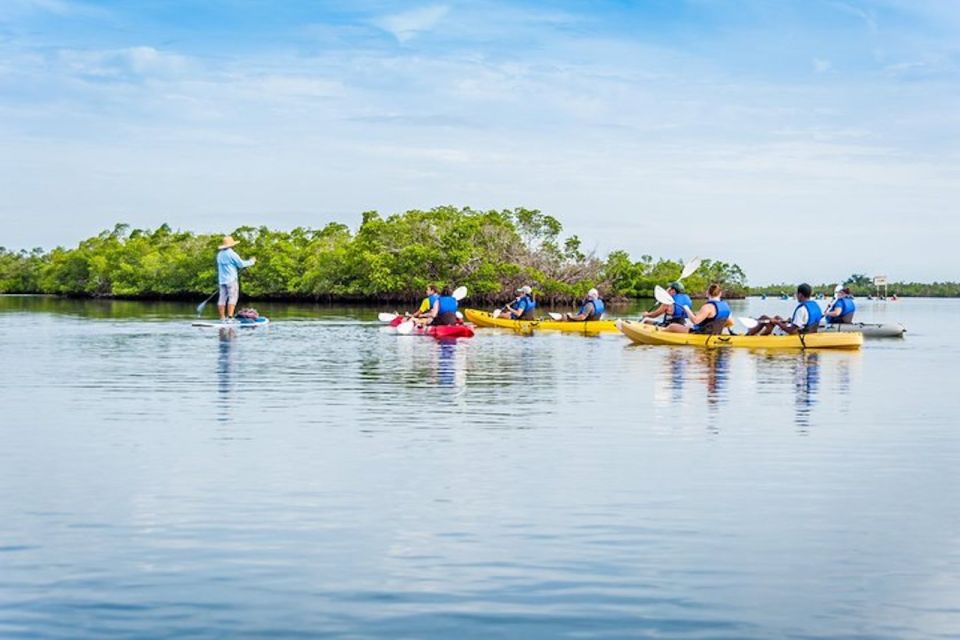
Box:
[678,256,702,281]
[378,312,398,323]
[547,312,563,321]
[737,316,760,329]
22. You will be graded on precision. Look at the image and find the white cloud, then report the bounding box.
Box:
[58,46,189,80]
[375,4,449,43]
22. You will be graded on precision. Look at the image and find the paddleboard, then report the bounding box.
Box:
[192,317,270,328]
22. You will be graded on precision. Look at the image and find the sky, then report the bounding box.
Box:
[0,0,957,284]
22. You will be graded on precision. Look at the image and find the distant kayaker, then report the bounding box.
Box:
[642,281,692,327]
[747,283,823,336]
[413,284,440,319]
[825,286,856,324]
[503,285,536,320]
[216,235,256,322]
[563,288,605,321]
[423,285,459,326]
[665,283,732,334]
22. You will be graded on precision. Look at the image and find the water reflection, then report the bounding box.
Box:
[217,327,238,422]
[792,352,820,429]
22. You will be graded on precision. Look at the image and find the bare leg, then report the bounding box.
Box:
[663,323,690,333]
[218,304,226,321]
[227,303,236,318]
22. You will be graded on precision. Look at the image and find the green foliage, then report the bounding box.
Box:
[0,207,754,302]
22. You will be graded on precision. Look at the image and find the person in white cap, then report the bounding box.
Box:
[824,285,856,325]
[502,285,537,320]
[563,287,605,321]
[216,235,256,321]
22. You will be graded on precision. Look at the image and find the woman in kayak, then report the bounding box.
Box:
[665,283,731,334]
[503,285,536,320]
[824,286,856,324]
[747,283,823,335]
[422,285,459,326]
[412,284,440,320]
[642,281,692,327]
[563,288,605,321]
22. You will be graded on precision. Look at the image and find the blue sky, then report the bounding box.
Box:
[1,0,957,283]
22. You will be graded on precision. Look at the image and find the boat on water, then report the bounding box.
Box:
[464,309,619,334]
[821,322,905,338]
[617,320,863,350]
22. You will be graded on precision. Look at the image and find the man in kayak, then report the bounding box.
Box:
[421,285,459,326]
[824,286,856,324]
[503,285,536,320]
[642,281,692,327]
[747,283,823,335]
[664,283,732,334]
[216,236,256,322]
[563,288,605,321]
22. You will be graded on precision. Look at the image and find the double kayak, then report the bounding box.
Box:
[464,309,619,334]
[822,322,905,338]
[386,314,474,338]
[617,320,863,350]
[193,317,270,328]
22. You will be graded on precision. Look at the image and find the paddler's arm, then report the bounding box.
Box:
[565,302,592,322]
[642,303,669,319]
[687,304,715,325]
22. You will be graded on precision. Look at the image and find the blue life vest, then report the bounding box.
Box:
[438,295,458,315]
[427,293,439,309]
[792,300,823,329]
[691,300,730,334]
[827,297,856,323]
[520,294,536,311]
[578,298,604,319]
[669,293,693,321]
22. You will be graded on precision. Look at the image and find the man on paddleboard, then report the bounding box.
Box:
[216,236,256,322]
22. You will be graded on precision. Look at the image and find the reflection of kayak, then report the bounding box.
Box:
[193,317,270,328]
[464,309,618,334]
[822,322,905,338]
[617,320,862,350]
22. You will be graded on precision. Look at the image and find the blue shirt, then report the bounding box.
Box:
[217,248,253,285]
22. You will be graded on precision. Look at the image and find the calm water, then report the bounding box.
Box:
[1,296,957,639]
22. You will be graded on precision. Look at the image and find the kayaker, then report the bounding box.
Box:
[563,288,605,321]
[664,283,731,334]
[216,235,256,322]
[825,286,856,324]
[747,283,823,335]
[503,285,536,320]
[413,284,440,319]
[642,281,692,326]
[423,285,459,326]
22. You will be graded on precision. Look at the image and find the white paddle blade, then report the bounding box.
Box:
[654,285,675,306]
[738,316,759,330]
[547,312,563,321]
[492,309,502,318]
[456,311,463,320]
[679,256,702,281]
[452,286,467,300]
[396,319,415,334]
[378,312,397,323]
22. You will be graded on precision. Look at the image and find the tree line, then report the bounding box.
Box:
[0,206,750,303]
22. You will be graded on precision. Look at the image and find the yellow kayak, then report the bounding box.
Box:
[464,309,620,334]
[617,320,863,350]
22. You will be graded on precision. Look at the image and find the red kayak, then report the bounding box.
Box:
[415,324,475,339]
[387,315,474,338]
